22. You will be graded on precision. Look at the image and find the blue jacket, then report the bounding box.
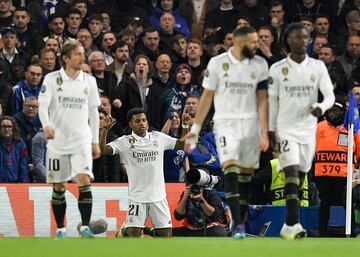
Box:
[149,6,190,38]
[0,139,29,182]
[12,80,42,114]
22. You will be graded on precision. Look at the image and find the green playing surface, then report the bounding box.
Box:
[0,237,358,257]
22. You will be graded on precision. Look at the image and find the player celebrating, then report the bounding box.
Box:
[268,23,335,240]
[38,42,101,239]
[185,26,270,239]
[100,108,185,237]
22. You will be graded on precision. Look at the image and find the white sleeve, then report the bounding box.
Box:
[201,57,218,91]
[268,65,279,132]
[312,62,335,114]
[107,137,125,155]
[159,132,177,150]
[38,76,53,128]
[88,76,101,107]
[257,59,269,90]
[89,106,100,144]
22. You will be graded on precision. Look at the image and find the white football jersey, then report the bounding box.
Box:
[268,55,335,143]
[38,68,101,154]
[202,49,269,121]
[108,131,177,203]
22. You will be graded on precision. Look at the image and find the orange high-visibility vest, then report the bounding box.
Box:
[315,120,360,177]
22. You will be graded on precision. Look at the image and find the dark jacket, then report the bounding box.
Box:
[94,70,117,97]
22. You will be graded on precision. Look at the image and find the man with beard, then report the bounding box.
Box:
[268,23,335,240]
[101,31,116,66]
[185,26,270,239]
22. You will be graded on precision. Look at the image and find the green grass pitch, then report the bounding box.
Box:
[0,237,359,257]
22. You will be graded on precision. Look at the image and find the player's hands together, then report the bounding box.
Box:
[310,107,322,118]
[184,132,198,153]
[113,99,122,109]
[92,143,101,159]
[44,126,55,139]
[259,132,270,152]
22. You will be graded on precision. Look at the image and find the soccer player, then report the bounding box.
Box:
[38,42,101,239]
[100,108,185,237]
[185,26,270,239]
[268,23,335,240]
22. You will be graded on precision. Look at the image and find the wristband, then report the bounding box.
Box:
[182,124,189,129]
[190,123,201,135]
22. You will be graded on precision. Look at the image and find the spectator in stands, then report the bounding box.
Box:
[173,184,228,237]
[257,26,284,66]
[170,33,187,66]
[107,40,132,85]
[44,13,76,48]
[13,7,44,57]
[0,26,31,70]
[101,31,116,66]
[81,63,92,74]
[134,27,160,63]
[39,48,56,77]
[237,0,270,29]
[0,116,29,183]
[202,34,221,65]
[88,14,104,50]
[31,130,47,183]
[309,35,328,58]
[337,35,360,83]
[65,8,82,39]
[318,45,347,95]
[205,0,239,33]
[161,109,191,182]
[185,94,200,119]
[11,63,42,114]
[314,14,336,45]
[118,28,136,57]
[352,81,360,108]
[336,0,360,32]
[336,10,360,55]
[13,97,41,159]
[99,95,123,136]
[89,51,117,97]
[154,53,174,91]
[150,0,190,38]
[126,16,145,40]
[9,58,26,86]
[72,0,88,26]
[118,55,164,130]
[286,0,328,23]
[186,39,206,87]
[159,12,176,53]
[0,59,12,114]
[93,109,122,182]
[0,0,13,28]
[236,15,251,28]
[77,28,97,61]
[178,0,219,40]
[44,37,61,70]
[221,30,233,52]
[100,11,111,33]
[269,0,287,46]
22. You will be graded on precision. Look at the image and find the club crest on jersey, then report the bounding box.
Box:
[310,74,315,82]
[84,86,89,95]
[282,67,288,76]
[56,77,63,85]
[129,138,136,145]
[153,140,159,148]
[40,85,46,93]
[268,76,273,84]
[222,62,229,71]
[251,71,256,79]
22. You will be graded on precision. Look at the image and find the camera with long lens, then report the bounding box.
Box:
[186,168,219,196]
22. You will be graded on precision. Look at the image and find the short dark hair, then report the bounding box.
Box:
[233,26,257,38]
[0,116,21,141]
[98,108,107,117]
[67,8,82,18]
[88,13,103,23]
[111,40,128,54]
[320,43,334,53]
[269,0,284,9]
[127,108,146,122]
[258,26,274,35]
[143,26,159,35]
[39,48,56,59]
[14,7,29,13]
[315,14,329,22]
[283,22,306,52]
[48,13,64,23]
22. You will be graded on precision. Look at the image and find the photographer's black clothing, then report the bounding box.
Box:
[174,189,228,237]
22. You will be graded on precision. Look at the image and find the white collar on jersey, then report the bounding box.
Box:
[131,131,150,141]
[227,47,251,65]
[286,54,310,67]
[60,68,85,81]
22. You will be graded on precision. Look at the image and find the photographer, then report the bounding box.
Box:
[172,183,228,237]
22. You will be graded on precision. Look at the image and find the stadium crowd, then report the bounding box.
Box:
[1,0,360,236]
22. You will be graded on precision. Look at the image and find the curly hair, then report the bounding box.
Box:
[0,116,21,141]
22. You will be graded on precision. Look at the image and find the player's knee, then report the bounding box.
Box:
[53,183,66,192]
[76,174,91,186]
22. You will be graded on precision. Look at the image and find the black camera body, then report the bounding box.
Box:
[190,184,203,196]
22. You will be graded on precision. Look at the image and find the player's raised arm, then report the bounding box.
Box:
[99,115,114,155]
